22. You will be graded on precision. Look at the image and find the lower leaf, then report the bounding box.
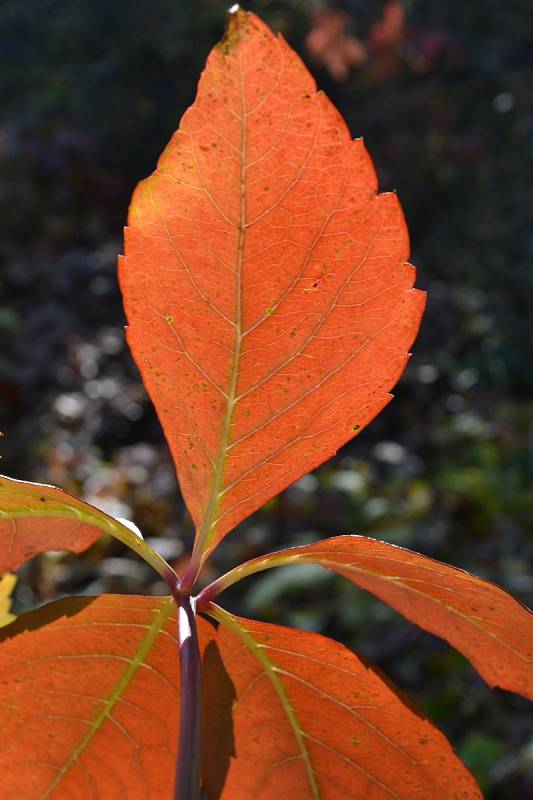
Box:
[0,594,212,799]
[204,604,482,800]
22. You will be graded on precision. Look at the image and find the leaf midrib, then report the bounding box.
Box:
[0,503,171,579]
[321,559,532,665]
[212,551,532,672]
[211,604,320,799]
[191,48,248,568]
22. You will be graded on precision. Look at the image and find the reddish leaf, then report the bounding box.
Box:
[0,594,215,798]
[305,10,367,81]
[370,1,407,51]
[204,605,481,799]
[0,474,174,580]
[120,9,425,569]
[202,535,533,701]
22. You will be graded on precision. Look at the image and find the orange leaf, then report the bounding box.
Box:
[0,594,214,798]
[120,9,425,572]
[0,474,174,580]
[204,605,482,799]
[202,535,533,701]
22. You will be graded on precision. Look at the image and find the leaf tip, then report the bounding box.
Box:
[220,5,248,54]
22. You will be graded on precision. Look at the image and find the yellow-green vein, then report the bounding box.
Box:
[186,47,248,580]
[208,603,320,799]
[39,597,176,799]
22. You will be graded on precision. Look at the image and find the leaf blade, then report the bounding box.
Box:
[120,10,425,568]
[0,594,214,799]
[202,535,533,701]
[205,605,482,799]
[0,474,175,581]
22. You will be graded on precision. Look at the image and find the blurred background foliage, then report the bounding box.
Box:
[1,0,532,796]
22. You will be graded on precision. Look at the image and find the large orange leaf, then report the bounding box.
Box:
[203,605,481,799]
[0,594,214,799]
[0,474,174,580]
[201,535,533,701]
[120,9,425,570]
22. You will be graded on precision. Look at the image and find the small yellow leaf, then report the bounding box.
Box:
[0,573,17,628]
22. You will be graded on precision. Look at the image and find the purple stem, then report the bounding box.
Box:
[174,594,202,800]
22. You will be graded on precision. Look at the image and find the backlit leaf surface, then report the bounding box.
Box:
[0,594,214,799]
[204,535,533,701]
[0,474,173,579]
[120,9,425,567]
[204,605,481,799]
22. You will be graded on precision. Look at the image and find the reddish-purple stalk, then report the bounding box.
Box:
[162,563,204,799]
[173,590,202,800]
[179,553,203,596]
[167,560,235,800]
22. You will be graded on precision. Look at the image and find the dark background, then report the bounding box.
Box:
[1,1,532,796]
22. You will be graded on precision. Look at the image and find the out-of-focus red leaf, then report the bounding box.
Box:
[369,1,408,80]
[202,535,533,702]
[0,594,215,798]
[0,474,174,580]
[305,10,367,81]
[203,605,481,799]
[369,1,407,51]
[120,9,425,570]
